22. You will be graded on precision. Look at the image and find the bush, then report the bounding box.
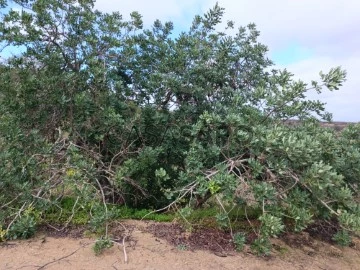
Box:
[8,216,36,240]
[0,0,358,255]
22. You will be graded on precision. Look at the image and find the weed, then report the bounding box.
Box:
[0,227,7,242]
[177,244,188,251]
[93,237,113,255]
[332,230,352,246]
[251,237,272,256]
[8,216,36,240]
[233,232,246,251]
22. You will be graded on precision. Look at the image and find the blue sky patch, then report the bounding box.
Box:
[271,43,313,65]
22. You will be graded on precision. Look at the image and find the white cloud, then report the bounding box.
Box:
[276,56,360,122]
[202,0,360,55]
[200,1,360,121]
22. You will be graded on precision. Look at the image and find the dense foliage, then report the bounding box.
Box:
[0,0,359,252]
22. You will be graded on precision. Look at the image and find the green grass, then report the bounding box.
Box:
[41,196,261,233]
[41,197,174,226]
[109,206,174,222]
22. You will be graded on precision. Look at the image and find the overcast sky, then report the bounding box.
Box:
[95,0,359,122]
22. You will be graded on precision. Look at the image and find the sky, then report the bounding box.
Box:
[95,0,360,122]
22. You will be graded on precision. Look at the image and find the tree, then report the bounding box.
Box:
[0,1,358,251]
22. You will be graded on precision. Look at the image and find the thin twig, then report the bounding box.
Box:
[245,206,258,236]
[301,183,338,216]
[37,243,90,270]
[0,193,23,210]
[6,202,28,232]
[277,171,299,196]
[141,182,197,220]
[94,177,109,237]
[61,196,79,229]
[215,195,233,238]
[174,204,192,226]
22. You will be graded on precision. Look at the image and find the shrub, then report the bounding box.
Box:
[0,0,358,255]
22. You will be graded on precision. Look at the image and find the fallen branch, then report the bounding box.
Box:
[108,236,128,264]
[302,183,339,216]
[141,182,197,220]
[116,222,129,263]
[93,177,109,237]
[122,235,128,263]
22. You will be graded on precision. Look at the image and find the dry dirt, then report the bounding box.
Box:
[1,220,360,270]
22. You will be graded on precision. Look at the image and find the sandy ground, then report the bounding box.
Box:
[1,221,360,270]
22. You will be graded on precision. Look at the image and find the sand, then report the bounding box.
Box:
[1,221,360,270]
